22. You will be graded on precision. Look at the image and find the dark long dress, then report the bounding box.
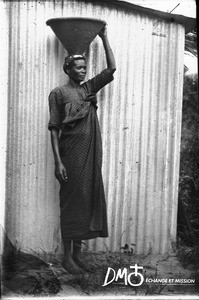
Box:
[48,69,114,241]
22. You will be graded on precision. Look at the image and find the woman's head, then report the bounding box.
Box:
[63,55,87,82]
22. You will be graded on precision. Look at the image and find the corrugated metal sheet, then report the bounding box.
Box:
[5,0,185,255]
[0,2,9,256]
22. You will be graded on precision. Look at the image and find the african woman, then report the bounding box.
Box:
[48,26,116,274]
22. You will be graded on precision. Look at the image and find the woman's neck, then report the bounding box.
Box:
[68,78,81,88]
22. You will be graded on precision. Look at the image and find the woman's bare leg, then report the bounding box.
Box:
[62,240,83,274]
[73,240,99,272]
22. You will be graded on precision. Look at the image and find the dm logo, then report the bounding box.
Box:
[102,264,144,287]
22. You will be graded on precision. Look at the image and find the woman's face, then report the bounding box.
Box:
[68,59,87,82]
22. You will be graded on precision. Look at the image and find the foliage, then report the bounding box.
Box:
[178,73,199,247]
[185,31,197,57]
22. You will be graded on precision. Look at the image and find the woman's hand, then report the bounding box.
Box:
[55,162,68,184]
[50,129,68,184]
[98,25,107,39]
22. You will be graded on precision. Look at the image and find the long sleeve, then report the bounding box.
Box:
[83,69,114,95]
[48,89,62,131]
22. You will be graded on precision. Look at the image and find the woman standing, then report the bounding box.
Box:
[48,26,116,274]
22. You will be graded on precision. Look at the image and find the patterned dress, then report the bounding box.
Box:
[48,69,114,241]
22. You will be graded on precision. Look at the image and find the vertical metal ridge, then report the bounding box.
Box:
[7,1,19,243]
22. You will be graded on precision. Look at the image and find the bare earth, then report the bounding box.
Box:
[2,250,199,299]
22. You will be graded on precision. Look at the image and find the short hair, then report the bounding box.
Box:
[63,55,86,74]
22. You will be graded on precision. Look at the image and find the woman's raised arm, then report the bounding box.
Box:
[98,26,116,73]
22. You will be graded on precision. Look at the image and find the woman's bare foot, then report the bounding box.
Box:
[62,256,83,274]
[73,254,99,273]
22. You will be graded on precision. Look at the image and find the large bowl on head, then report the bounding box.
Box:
[46,17,106,55]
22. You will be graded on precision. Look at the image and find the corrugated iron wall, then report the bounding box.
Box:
[0,2,9,256]
[5,0,185,255]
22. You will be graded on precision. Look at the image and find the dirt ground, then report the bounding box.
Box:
[2,247,199,299]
